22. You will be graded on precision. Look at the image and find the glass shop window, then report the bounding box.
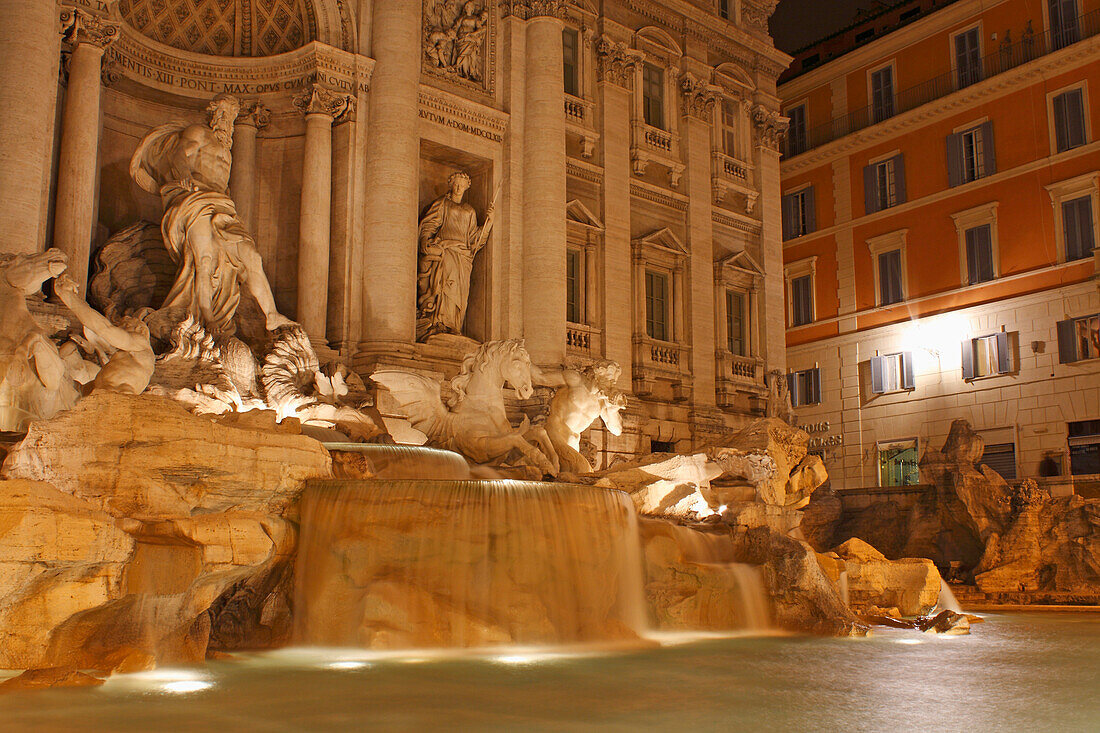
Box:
[879,439,920,486]
[1069,420,1100,475]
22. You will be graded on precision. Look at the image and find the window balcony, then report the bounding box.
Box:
[565,322,602,356]
[630,120,685,187]
[564,94,597,158]
[787,9,1100,157]
[632,335,691,400]
[716,352,765,410]
[711,151,758,211]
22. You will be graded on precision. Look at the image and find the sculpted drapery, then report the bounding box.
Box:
[416,172,493,340]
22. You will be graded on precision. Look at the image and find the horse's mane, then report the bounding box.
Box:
[449,338,527,406]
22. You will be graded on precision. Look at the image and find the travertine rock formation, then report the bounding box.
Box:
[816,538,942,617]
[0,392,330,671]
[639,518,865,636]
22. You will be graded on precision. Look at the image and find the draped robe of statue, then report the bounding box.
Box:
[417,194,484,339]
[129,115,290,337]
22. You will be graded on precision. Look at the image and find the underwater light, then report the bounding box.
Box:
[162,679,213,693]
[327,660,371,670]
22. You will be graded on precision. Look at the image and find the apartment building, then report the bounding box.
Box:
[778,0,1100,490]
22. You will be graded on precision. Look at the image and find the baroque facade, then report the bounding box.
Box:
[778,0,1100,491]
[0,0,790,467]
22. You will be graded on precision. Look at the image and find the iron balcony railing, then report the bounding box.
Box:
[785,9,1100,158]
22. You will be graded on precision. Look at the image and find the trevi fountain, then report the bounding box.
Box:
[0,0,1098,730]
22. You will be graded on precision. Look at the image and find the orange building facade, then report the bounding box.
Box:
[778,0,1100,491]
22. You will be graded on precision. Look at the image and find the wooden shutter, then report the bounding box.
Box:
[786,373,798,405]
[1067,90,1086,147]
[893,155,907,204]
[946,133,963,187]
[961,339,976,379]
[863,164,877,214]
[870,356,885,394]
[995,332,1011,373]
[980,121,996,175]
[901,352,915,389]
[810,368,821,404]
[1057,318,1078,363]
[1054,91,1070,151]
[805,187,817,233]
[965,228,980,284]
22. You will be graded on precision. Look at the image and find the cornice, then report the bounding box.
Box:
[105,28,372,100]
[567,159,604,185]
[712,209,763,234]
[630,180,689,212]
[779,0,1009,98]
[781,35,1100,175]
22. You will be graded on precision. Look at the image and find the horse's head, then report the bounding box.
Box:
[498,339,534,399]
[1,248,68,295]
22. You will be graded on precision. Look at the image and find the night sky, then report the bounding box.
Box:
[770,0,892,54]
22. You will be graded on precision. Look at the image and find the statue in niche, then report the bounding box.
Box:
[416,171,495,341]
[538,360,627,475]
[765,369,795,424]
[424,0,488,83]
[129,93,293,337]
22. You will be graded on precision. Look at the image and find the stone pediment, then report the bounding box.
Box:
[634,227,687,256]
[717,249,763,275]
[566,199,603,230]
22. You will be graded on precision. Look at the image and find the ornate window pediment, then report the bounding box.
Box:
[566,199,604,231]
[632,227,688,261]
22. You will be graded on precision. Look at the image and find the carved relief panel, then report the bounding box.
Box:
[423,0,496,95]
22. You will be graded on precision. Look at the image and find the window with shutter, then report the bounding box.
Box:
[878,249,904,305]
[1053,88,1087,152]
[1050,0,1081,50]
[981,442,1017,480]
[642,64,664,130]
[870,353,912,393]
[562,28,580,97]
[786,104,807,156]
[788,367,821,406]
[791,274,813,326]
[964,332,1015,377]
[871,66,895,123]
[946,133,964,187]
[965,225,995,284]
[719,0,731,20]
[961,126,984,182]
[1063,196,1096,261]
[954,28,982,88]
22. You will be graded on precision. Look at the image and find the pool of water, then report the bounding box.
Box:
[3,613,1098,732]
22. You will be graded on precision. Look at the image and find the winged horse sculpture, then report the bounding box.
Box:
[371,339,560,476]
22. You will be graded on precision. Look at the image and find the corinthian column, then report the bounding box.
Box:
[356,0,422,365]
[520,0,568,365]
[230,101,270,234]
[752,104,789,376]
[293,85,350,344]
[0,0,62,256]
[52,8,119,287]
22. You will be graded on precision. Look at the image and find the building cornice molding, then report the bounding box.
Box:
[779,0,1010,98]
[712,209,762,234]
[630,180,689,212]
[567,159,605,185]
[781,34,1100,175]
[105,28,373,100]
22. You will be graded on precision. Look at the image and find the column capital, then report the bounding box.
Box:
[679,71,721,122]
[293,84,352,121]
[595,36,644,89]
[501,0,568,19]
[59,7,120,51]
[236,100,272,130]
[751,103,788,151]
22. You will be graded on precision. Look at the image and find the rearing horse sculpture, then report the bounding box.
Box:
[372,339,559,476]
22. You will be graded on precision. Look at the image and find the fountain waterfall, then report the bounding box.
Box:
[294,474,649,649]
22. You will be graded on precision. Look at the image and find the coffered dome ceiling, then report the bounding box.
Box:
[118,0,318,57]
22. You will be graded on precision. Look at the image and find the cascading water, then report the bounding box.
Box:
[937,578,963,612]
[838,570,850,608]
[294,475,649,649]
